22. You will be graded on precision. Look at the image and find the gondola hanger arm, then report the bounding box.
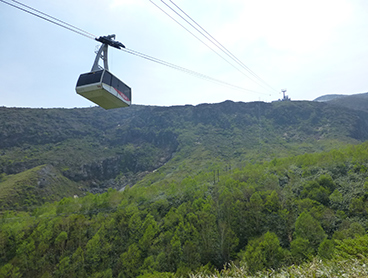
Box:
[91,35,125,72]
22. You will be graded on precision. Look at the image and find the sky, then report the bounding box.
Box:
[1,0,368,108]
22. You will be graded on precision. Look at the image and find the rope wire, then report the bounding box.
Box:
[0,0,96,40]
[11,0,97,38]
[154,0,278,93]
[167,0,278,93]
[150,0,256,84]
[0,0,270,96]
[122,47,266,94]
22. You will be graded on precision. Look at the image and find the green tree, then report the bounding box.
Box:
[334,234,368,259]
[0,263,21,278]
[139,256,158,276]
[317,174,335,192]
[329,189,344,210]
[349,197,365,215]
[242,231,286,273]
[301,181,330,205]
[139,214,158,255]
[290,237,313,263]
[119,243,142,278]
[128,211,144,244]
[55,256,71,278]
[16,238,36,276]
[265,190,281,212]
[195,197,220,267]
[70,247,86,277]
[294,211,326,252]
[333,221,365,240]
[167,233,182,272]
[318,238,335,259]
[85,226,111,274]
[55,231,68,256]
[247,192,264,236]
[218,222,238,263]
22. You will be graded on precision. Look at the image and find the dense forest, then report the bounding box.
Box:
[2,98,368,277]
[2,141,368,277]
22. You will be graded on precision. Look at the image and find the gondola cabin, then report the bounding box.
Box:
[76,69,131,109]
[76,35,131,109]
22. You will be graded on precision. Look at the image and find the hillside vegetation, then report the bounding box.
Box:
[0,165,80,210]
[2,141,368,277]
[2,100,368,207]
[315,92,368,112]
[2,98,368,277]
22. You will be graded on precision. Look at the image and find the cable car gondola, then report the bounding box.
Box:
[76,35,131,109]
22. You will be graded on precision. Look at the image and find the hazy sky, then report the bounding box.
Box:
[1,0,368,108]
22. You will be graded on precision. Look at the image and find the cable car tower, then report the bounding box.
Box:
[76,35,131,109]
[281,89,290,101]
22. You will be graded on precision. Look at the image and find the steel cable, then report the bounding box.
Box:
[11,0,97,38]
[1,0,268,96]
[154,0,278,93]
[0,0,96,40]
[122,47,266,94]
[167,0,278,93]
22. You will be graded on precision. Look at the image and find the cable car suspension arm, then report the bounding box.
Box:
[92,34,125,72]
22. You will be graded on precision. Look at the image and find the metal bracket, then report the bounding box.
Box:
[91,43,109,71]
[91,34,125,72]
[96,34,125,49]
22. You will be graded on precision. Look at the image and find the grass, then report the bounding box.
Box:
[189,257,368,278]
[0,166,40,207]
[0,164,81,210]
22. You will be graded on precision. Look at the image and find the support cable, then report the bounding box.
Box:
[122,47,267,94]
[148,0,254,82]
[0,0,268,96]
[0,0,96,40]
[167,0,278,93]
[11,0,97,38]
[154,0,278,93]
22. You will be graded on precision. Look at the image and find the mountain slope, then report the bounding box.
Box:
[314,94,347,102]
[1,100,368,206]
[328,92,368,112]
[0,105,178,191]
[314,92,368,112]
[135,100,368,187]
[0,164,80,209]
[2,140,368,277]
